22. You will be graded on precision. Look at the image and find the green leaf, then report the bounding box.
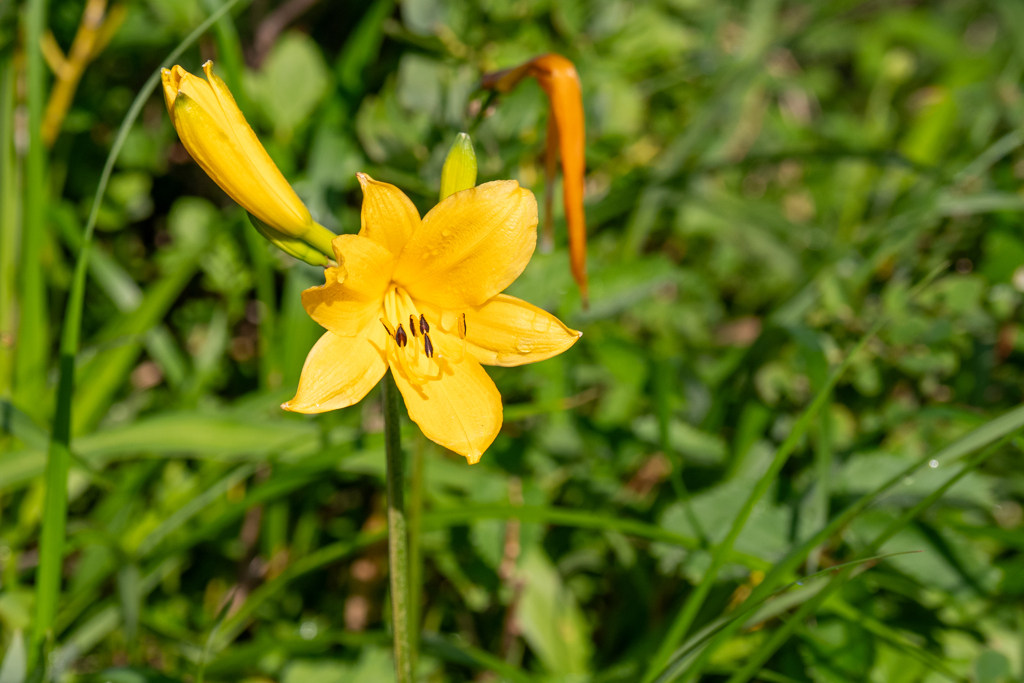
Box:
[247,31,330,139]
[516,548,592,676]
[0,630,26,683]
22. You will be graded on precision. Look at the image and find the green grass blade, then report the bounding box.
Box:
[135,463,258,556]
[213,532,387,650]
[243,223,281,389]
[823,597,967,683]
[50,203,188,388]
[71,257,203,434]
[671,402,1024,683]
[210,503,769,656]
[424,504,769,570]
[29,0,251,669]
[336,0,394,97]
[0,399,48,450]
[0,55,16,402]
[641,317,884,683]
[197,586,237,683]
[644,264,947,683]
[32,353,74,667]
[721,431,1018,683]
[14,0,48,418]
[420,632,538,683]
[652,553,917,683]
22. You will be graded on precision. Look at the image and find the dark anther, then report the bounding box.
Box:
[423,333,434,358]
[461,313,467,336]
[419,314,430,335]
[409,315,418,337]
[396,324,408,348]
[381,320,393,338]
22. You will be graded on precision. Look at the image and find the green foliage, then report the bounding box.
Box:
[4,0,1024,681]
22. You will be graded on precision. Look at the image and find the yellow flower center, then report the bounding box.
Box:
[380,286,467,386]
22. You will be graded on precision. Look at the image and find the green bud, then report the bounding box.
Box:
[440,132,478,201]
[248,213,331,267]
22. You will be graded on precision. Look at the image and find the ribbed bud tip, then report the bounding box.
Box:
[439,132,478,201]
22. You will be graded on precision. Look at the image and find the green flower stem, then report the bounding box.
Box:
[382,371,413,683]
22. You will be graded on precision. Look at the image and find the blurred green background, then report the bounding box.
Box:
[3,0,1024,681]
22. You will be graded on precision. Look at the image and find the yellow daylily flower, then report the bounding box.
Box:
[161,61,335,263]
[283,174,582,463]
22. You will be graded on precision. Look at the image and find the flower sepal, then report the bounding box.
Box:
[248,213,334,267]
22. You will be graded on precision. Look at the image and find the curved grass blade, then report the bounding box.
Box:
[212,532,387,649]
[135,463,258,556]
[652,553,919,683]
[642,263,944,683]
[30,0,250,669]
[197,587,237,683]
[420,632,538,683]
[423,504,769,566]
[209,503,768,654]
[668,403,1024,683]
[823,597,966,683]
[720,431,1019,683]
[640,316,885,683]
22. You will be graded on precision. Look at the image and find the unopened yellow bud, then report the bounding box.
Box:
[439,132,478,201]
[162,61,336,263]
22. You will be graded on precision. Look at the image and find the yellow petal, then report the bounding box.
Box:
[283,323,388,413]
[175,67,232,132]
[393,180,537,309]
[160,66,187,123]
[166,63,311,238]
[427,294,581,367]
[357,173,421,256]
[172,92,305,240]
[391,348,502,464]
[201,62,312,239]
[302,235,393,337]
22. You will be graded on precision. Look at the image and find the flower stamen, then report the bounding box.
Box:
[424,334,434,359]
[396,324,408,348]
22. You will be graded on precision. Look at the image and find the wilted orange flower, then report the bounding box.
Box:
[482,53,589,304]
